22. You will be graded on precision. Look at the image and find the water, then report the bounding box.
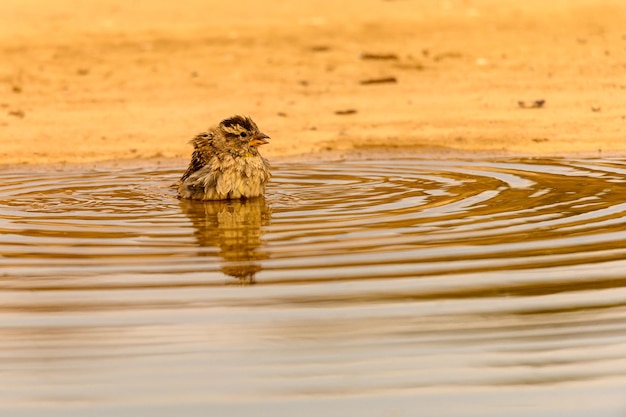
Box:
[1,158,626,416]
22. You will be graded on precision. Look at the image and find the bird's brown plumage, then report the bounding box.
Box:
[178,115,271,200]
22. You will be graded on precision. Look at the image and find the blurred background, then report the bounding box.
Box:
[1,0,626,165]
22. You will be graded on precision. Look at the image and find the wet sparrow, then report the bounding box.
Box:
[178,115,271,200]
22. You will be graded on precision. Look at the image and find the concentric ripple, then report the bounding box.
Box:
[1,158,626,416]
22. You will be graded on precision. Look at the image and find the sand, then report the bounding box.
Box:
[1,0,626,167]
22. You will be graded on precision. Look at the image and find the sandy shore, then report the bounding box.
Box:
[1,0,625,167]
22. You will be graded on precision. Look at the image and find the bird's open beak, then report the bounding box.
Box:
[249,132,270,147]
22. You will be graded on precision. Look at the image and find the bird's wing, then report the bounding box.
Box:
[191,131,213,149]
[180,131,214,181]
[179,161,226,200]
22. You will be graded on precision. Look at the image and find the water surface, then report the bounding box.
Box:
[1,158,626,416]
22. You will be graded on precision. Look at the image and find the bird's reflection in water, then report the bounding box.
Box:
[179,197,272,284]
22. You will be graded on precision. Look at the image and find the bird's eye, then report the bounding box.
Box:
[239,132,247,138]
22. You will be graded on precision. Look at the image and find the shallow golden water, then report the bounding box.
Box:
[1,159,626,416]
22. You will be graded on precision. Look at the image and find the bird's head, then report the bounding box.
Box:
[216,115,270,153]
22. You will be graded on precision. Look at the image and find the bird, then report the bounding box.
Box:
[178,115,271,200]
